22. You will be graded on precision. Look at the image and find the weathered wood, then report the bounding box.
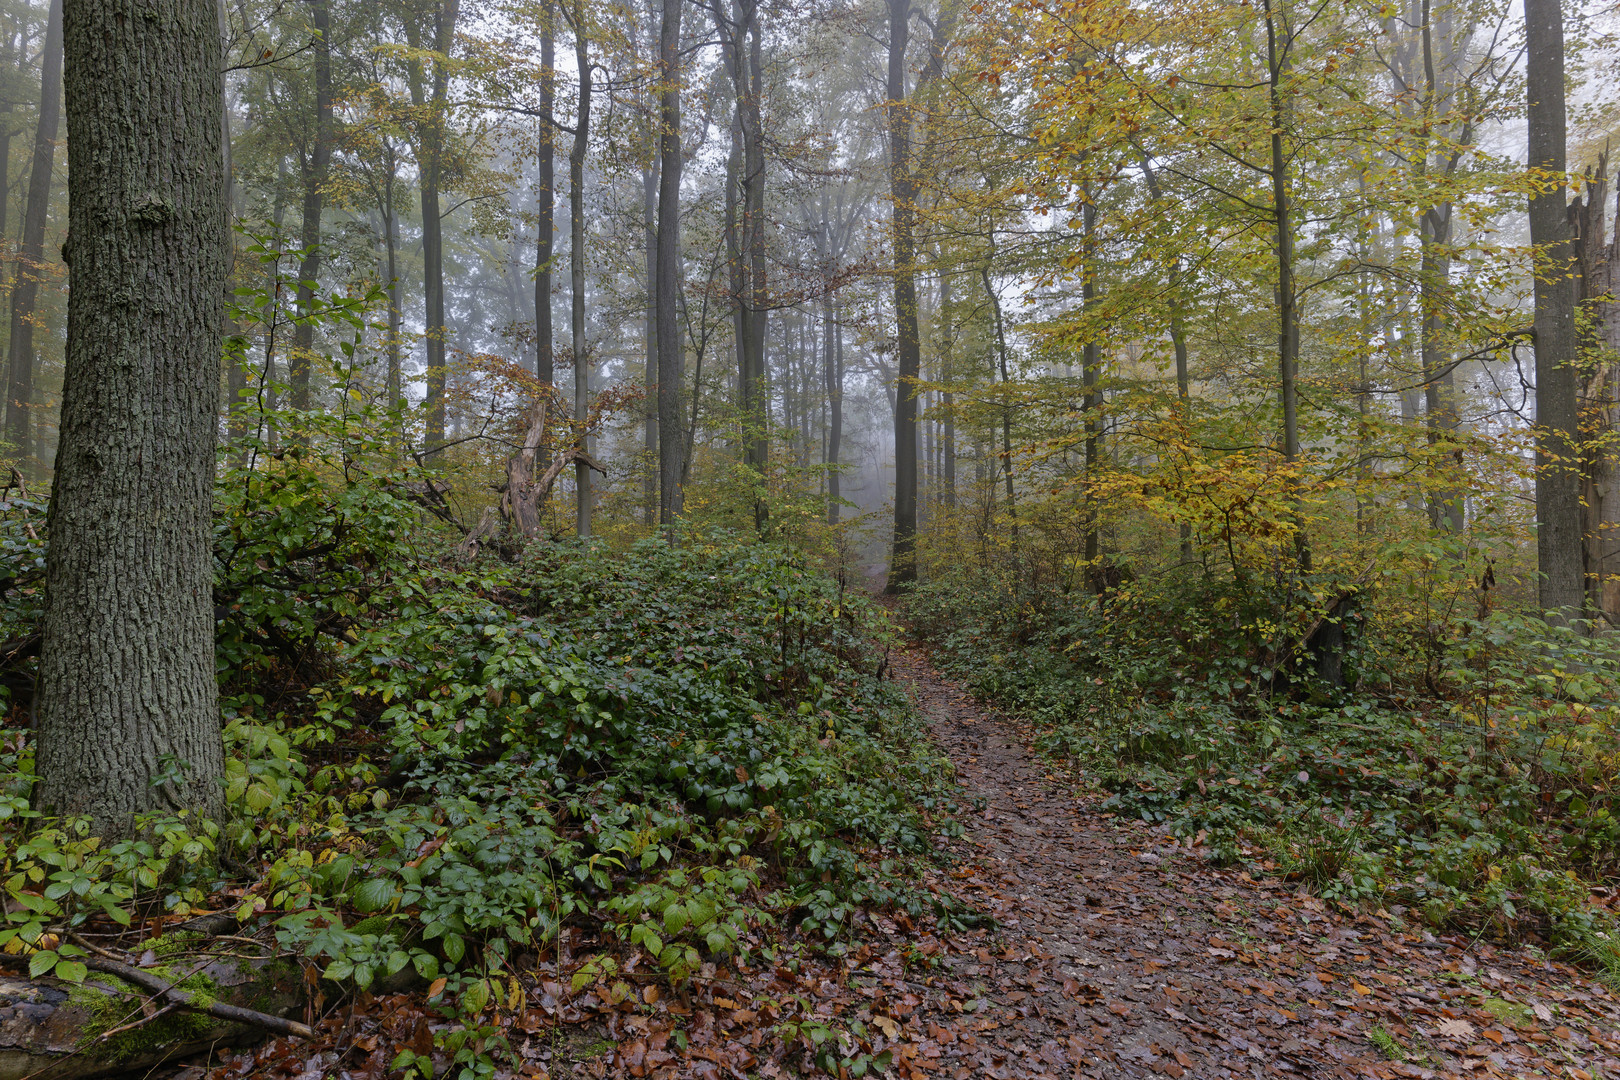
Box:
[0,952,304,1080]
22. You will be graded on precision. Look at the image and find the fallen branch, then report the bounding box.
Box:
[79,957,313,1040]
[0,950,311,1040]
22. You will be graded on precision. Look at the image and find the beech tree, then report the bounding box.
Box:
[35,0,227,828]
[1525,0,1581,620]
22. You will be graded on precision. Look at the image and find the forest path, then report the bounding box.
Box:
[887,639,1620,1080]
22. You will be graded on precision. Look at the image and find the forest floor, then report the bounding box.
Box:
[195,640,1620,1080]
[879,639,1620,1079]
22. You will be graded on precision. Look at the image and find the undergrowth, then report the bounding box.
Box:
[907,560,1620,965]
[0,399,972,1077]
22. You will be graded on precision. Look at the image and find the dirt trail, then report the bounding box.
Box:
[890,641,1620,1079]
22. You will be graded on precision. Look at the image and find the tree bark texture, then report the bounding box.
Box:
[36,0,227,828]
[885,0,918,592]
[4,0,60,477]
[655,0,684,526]
[1525,0,1583,619]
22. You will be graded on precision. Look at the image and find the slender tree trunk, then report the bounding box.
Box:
[5,0,59,477]
[939,270,955,509]
[1572,155,1620,620]
[383,152,402,412]
[981,263,1016,540]
[820,222,842,523]
[885,0,919,591]
[655,0,683,526]
[1420,206,1463,533]
[568,3,592,537]
[37,0,226,830]
[642,162,657,526]
[1525,0,1583,619]
[406,0,459,453]
[1264,0,1306,571]
[288,0,332,418]
[0,28,19,253]
[536,4,554,387]
[743,14,767,488]
[1081,200,1102,591]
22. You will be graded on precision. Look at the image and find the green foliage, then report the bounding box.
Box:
[909,563,1620,958]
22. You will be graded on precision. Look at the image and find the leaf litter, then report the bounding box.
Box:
[191,642,1620,1080]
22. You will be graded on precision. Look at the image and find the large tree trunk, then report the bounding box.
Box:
[885,0,918,592]
[288,0,332,417]
[655,0,684,526]
[4,0,60,480]
[1525,0,1583,620]
[1572,157,1620,622]
[36,0,227,829]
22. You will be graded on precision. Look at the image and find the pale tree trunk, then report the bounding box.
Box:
[1572,156,1620,622]
[655,0,683,525]
[4,0,60,479]
[289,0,332,417]
[37,0,227,830]
[885,0,918,591]
[1525,0,1583,620]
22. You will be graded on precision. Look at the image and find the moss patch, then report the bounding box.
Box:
[1482,997,1534,1030]
[68,966,223,1064]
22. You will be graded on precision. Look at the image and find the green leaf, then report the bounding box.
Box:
[663,902,690,935]
[28,951,57,978]
[351,878,396,914]
[441,932,465,965]
[54,961,87,984]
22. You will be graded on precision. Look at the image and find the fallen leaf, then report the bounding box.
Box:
[1437,1018,1475,1039]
